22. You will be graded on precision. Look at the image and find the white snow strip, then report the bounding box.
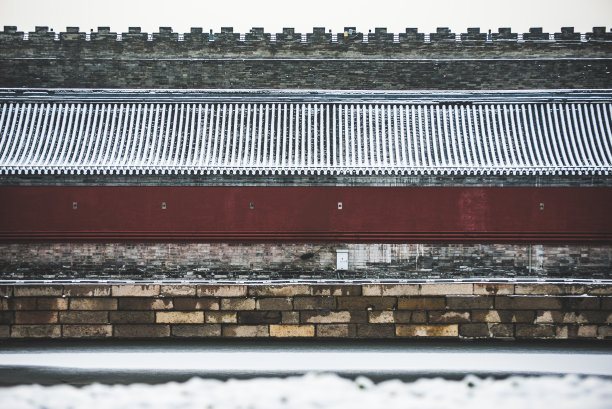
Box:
[1,373,612,409]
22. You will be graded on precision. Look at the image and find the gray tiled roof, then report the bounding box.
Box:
[1,92,611,176]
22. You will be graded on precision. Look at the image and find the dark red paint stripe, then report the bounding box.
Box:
[1,186,610,243]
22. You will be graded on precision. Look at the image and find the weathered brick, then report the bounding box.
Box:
[293,296,335,310]
[411,310,427,323]
[488,323,514,338]
[459,323,489,338]
[515,324,555,338]
[63,325,112,338]
[597,325,612,339]
[473,283,514,295]
[173,297,219,311]
[560,321,577,336]
[248,285,310,297]
[337,297,395,310]
[222,325,269,337]
[198,285,247,297]
[0,312,14,324]
[172,324,221,337]
[156,311,203,324]
[270,324,315,337]
[71,298,117,310]
[221,298,256,310]
[560,296,600,310]
[357,324,395,338]
[495,296,562,310]
[429,311,470,323]
[398,297,445,310]
[561,312,578,323]
[281,311,300,324]
[446,296,493,310]
[370,311,395,324]
[112,284,160,297]
[577,311,609,324]
[11,325,61,338]
[302,310,367,323]
[238,311,282,324]
[311,285,360,296]
[369,311,411,323]
[110,311,155,323]
[14,285,63,297]
[0,299,7,311]
[362,284,419,297]
[601,297,612,310]
[59,311,108,324]
[7,297,37,310]
[515,284,586,295]
[553,324,573,338]
[559,324,582,338]
[0,325,9,338]
[396,324,459,337]
[205,311,237,324]
[472,309,534,323]
[256,297,293,311]
[117,298,171,310]
[555,325,570,339]
[577,325,598,338]
[420,284,472,296]
[37,298,68,310]
[8,297,69,311]
[64,285,111,297]
[160,285,196,297]
[15,311,58,324]
[0,286,13,297]
[535,310,564,324]
[316,324,356,337]
[114,324,170,337]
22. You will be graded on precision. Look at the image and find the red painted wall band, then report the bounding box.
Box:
[1,186,611,243]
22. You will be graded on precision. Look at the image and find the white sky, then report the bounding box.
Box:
[0,0,610,35]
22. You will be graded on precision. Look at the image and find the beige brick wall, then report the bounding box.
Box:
[0,283,610,340]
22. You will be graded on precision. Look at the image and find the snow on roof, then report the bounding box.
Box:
[0,99,610,176]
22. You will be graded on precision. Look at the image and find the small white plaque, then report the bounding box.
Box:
[336,250,349,270]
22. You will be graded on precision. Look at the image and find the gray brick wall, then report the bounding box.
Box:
[0,28,611,90]
[1,58,610,90]
[1,243,610,280]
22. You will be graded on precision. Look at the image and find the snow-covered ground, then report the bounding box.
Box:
[1,373,612,409]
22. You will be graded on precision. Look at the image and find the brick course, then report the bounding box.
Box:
[0,282,609,340]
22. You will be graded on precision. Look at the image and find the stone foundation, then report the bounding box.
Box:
[1,282,610,340]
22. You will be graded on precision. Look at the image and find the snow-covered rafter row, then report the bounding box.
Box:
[0,101,611,175]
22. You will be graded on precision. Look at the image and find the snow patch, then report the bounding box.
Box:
[1,373,612,409]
